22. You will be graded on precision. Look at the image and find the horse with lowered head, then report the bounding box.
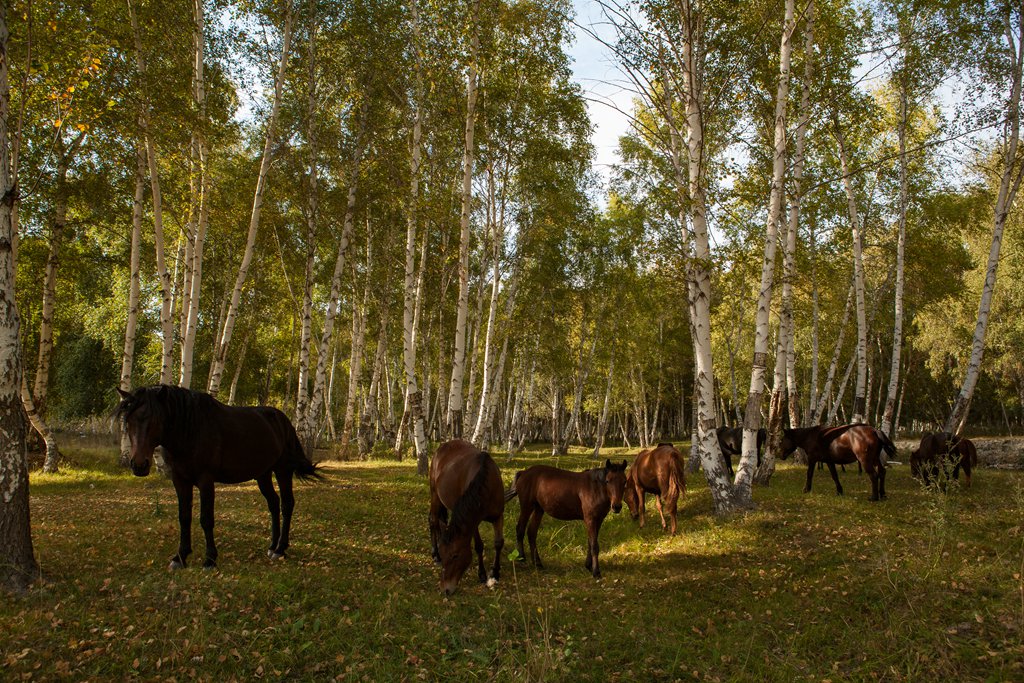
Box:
[116,385,319,570]
[780,424,895,501]
[505,459,628,579]
[911,431,978,488]
[624,443,686,534]
[428,440,505,595]
[716,427,766,477]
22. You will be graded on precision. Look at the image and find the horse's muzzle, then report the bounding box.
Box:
[612,503,622,514]
[131,460,152,477]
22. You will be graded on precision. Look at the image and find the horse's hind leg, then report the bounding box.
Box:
[170,477,194,569]
[826,462,843,496]
[514,503,529,562]
[429,493,446,564]
[584,515,604,579]
[272,470,295,558]
[198,479,217,569]
[804,461,816,493]
[655,494,667,530]
[527,509,545,569]
[864,462,879,501]
[257,474,281,555]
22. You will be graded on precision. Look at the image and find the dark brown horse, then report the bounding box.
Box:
[116,385,319,569]
[428,440,505,595]
[716,427,765,477]
[624,443,686,534]
[505,460,627,579]
[780,424,895,501]
[911,432,978,488]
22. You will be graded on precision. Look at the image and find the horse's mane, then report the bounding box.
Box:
[117,385,217,456]
[441,452,492,544]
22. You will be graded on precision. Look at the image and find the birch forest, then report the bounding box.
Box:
[2,0,1023,494]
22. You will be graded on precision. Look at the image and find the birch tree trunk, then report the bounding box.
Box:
[294,2,319,441]
[945,12,1024,435]
[306,104,368,446]
[812,282,853,423]
[742,0,795,491]
[404,0,430,474]
[342,252,370,451]
[0,6,37,590]
[179,0,210,389]
[119,145,145,466]
[446,0,480,439]
[833,115,868,423]
[129,0,174,386]
[208,2,293,396]
[806,215,820,425]
[593,357,615,457]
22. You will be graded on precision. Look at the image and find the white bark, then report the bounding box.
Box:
[742,0,795,491]
[833,115,868,423]
[179,0,210,389]
[120,145,145,464]
[946,11,1024,434]
[446,0,480,438]
[592,357,615,457]
[208,3,293,396]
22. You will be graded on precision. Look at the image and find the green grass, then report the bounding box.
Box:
[3,444,1024,681]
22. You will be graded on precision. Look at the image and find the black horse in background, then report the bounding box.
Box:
[715,426,766,477]
[116,385,320,569]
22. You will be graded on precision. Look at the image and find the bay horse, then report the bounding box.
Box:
[116,385,319,569]
[716,426,765,477]
[911,432,978,488]
[780,424,895,501]
[428,440,505,595]
[504,459,627,579]
[624,443,686,534]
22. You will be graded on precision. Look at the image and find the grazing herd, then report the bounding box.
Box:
[114,385,983,596]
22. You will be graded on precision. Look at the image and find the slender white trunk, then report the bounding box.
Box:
[828,354,856,424]
[208,3,293,395]
[342,245,371,450]
[812,282,853,422]
[180,0,209,389]
[120,145,145,464]
[833,116,868,422]
[308,105,368,444]
[946,12,1024,434]
[592,357,615,457]
[447,0,480,438]
[742,0,795,491]
[0,4,37,587]
[129,1,174,385]
[294,5,319,441]
[806,216,820,425]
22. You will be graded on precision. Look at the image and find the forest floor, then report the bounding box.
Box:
[3,441,1023,682]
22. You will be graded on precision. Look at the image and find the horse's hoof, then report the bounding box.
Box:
[168,558,186,571]
[592,571,602,580]
[269,551,287,560]
[486,577,497,589]
[203,560,217,570]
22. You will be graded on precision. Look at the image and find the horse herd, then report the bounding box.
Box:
[115,384,981,595]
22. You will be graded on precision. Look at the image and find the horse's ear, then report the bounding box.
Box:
[604,458,612,470]
[116,387,131,400]
[620,460,628,470]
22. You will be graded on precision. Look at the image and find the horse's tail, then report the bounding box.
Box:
[281,412,322,481]
[877,429,897,467]
[669,451,687,501]
[504,470,522,502]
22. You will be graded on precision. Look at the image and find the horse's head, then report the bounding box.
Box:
[623,469,639,519]
[778,428,798,461]
[116,387,163,477]
[437,523,473,595]
[909,448,921,478]
[604,459,628,513]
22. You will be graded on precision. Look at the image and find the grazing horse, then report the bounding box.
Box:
[716,427,766,477]
[624,443,686,534]
[505,460,627,579]
[116,385,319,569]
[428,440,505,595]
[911,432,978,488]
[780,424,895,501]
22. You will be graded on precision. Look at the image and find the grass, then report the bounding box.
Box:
[3,443,1024,682]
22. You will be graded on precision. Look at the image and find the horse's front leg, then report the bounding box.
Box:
[474,528,486,584]
[428,491,446,564]
[170,478,193,570]
[198,478,217,569]
[490,516,504,583]
[864,461,879,501]
[804,460,816,494]
[826,462,844,496]
[273,470,295,558]
[637,488,647,529]
[584,515,604,579]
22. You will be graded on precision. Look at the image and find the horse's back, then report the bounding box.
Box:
[515,465,588,520]
[431,440,503,517]
[205,403,296,482]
